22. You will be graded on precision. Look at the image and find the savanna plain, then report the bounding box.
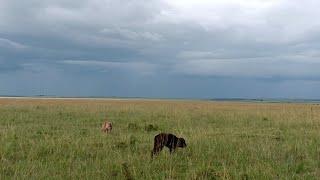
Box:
[0,98,320,179]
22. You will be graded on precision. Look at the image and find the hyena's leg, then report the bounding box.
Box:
[152,139,164,158]
[168,138,177,154]
[152,147,163,158]
[102,122,107,132]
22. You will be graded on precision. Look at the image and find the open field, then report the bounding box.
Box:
[1,98,320,179]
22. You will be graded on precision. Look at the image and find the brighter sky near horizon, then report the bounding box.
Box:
[0,0,319,98]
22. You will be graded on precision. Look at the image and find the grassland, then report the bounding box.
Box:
[0,98,320,179]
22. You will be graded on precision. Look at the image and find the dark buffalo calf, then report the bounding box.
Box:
[151,133,187,158]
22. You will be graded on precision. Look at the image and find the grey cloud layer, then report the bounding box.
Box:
[0,0,319,97]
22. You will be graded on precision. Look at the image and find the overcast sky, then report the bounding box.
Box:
[0,0,319,98]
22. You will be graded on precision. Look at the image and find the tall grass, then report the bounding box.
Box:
[0,99,320,179]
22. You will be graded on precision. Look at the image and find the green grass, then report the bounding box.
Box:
[0,99,320,179]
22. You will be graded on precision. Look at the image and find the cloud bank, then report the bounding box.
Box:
[0,0,319,98]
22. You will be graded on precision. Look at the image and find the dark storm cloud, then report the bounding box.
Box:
[0,0,320,98]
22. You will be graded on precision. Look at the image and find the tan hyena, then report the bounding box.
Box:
[101,120,112,133]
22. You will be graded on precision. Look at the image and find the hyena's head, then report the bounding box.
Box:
[177,138,187,148]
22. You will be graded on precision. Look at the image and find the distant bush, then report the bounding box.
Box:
[144,124,158,132]
[115,142,128,150]
[127,123,139,130]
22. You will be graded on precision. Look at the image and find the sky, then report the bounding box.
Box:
[0,0,319,99]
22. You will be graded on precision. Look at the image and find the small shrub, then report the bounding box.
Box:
[129,135,138,152]
[110,170,119,177]
[115,142,128,150]
[92,142,104,148]
[195,168,218,180]
[127,123,139,130]
[144,124,158,132]
[241,173,249,180]
[129,135,137,146]
[295,162,306,174]
[79,128,88,135]
[122,162,134,180]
